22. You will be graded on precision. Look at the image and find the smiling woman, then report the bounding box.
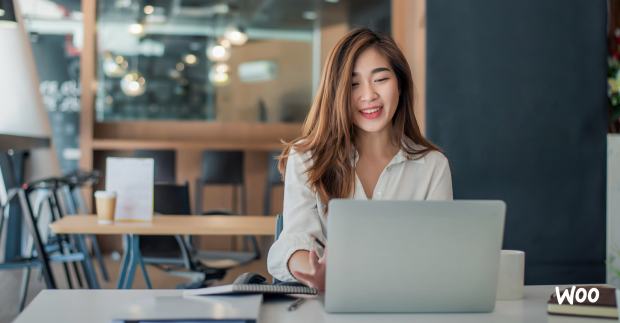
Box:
[267,28,453,290]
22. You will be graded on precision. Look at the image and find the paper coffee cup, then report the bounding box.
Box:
[496,250,525,300]
[95,191,116,224]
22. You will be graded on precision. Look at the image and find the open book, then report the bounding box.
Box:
[183,283,318,297]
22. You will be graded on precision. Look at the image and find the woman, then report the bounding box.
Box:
[267,28,453,291]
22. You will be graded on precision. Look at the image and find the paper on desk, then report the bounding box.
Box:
[105,157,154,222]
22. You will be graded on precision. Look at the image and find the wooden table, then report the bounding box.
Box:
[50,215,276,236]
[50,215,276,289]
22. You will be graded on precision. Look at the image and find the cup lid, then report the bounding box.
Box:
[94,191,117,198]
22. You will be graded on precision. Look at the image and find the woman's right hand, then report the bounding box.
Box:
[289,249,327,292]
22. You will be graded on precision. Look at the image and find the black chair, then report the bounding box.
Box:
[3,177,100,311]
[141,182,192,260]
[0,187,53,312]
[195,151,245,215]
[140,182,226,287]
[192,150,260,270]
[133,150,176,184]
[263,151,284,216]
[24,178,100,287]
[1,153,57,313]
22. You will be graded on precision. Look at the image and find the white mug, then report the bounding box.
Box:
[496,250,525,300]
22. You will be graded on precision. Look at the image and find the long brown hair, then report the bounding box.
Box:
[279,28,439,205]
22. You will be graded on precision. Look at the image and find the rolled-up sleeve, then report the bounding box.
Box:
[267,148,325,282]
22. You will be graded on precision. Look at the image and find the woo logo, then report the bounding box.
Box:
[555,286,599,305]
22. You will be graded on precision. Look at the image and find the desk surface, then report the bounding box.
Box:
[14,286,613,323]
[49,215,276,236]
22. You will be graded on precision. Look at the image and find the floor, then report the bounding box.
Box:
[0,248,270,323]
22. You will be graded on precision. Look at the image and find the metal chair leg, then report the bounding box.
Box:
[133,235,152,289]
[74,234,100,289]
[50,192,85,289]
[18,267,31,312]
[68,235,85,288]
[18,189,56,289]
[117,234,132,288]
[89,234,109,282]
[66,186,110,283]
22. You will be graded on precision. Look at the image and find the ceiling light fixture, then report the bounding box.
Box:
[120,72,146,96]
[128,23,144,36]
[206,43,230,62]
[143,5,154,15]
[213,63,229,74]
[103,53,128,77]
[208,69,229,86]
[183,53,198,65]
[224,26,248,46]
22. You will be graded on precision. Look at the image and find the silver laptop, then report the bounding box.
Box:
[325,200,506,313]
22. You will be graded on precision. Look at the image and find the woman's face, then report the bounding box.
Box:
[350,47,399,135]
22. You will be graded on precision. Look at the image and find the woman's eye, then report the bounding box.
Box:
[352,82,359,87]
[374,78,389,83]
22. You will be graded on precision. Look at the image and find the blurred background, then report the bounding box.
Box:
[0,0,618,321]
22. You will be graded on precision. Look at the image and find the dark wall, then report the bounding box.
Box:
[426,0,608,284]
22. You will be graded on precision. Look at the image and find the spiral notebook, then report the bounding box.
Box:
[183,283,318,297]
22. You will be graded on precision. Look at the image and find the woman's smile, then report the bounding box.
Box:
[359,105,384,119]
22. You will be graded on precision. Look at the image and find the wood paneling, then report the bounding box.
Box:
[94,121,301,141]
[79,0,96,171]
[215,40,312,123]
[392,0,426,134]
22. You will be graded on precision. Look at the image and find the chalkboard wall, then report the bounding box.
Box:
[426,0,608,284]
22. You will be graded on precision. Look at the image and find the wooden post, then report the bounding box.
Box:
[392,0,426,134]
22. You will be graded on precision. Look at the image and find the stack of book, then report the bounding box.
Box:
[547,286,618,319]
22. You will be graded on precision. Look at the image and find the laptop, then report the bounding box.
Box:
[325,200,506,313]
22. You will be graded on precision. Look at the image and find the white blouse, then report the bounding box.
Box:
[266,146,454,282]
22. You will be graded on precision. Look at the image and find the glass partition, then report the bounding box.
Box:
[95,0,389,122]
[20,0,82,172]
[22,0,390,124]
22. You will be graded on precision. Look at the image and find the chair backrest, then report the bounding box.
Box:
[266,151,283,186]
[153,182,191,214]
[133,150,176,184]
[199,151,244,185]
[263,151,283,215]
[140,182,191,257]
[274,214,283,241]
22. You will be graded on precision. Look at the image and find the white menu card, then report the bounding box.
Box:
[105,157,154,222]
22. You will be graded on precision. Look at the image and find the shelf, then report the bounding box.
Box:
[92,138,284,151]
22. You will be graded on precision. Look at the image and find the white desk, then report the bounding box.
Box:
[14,286,615,323]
